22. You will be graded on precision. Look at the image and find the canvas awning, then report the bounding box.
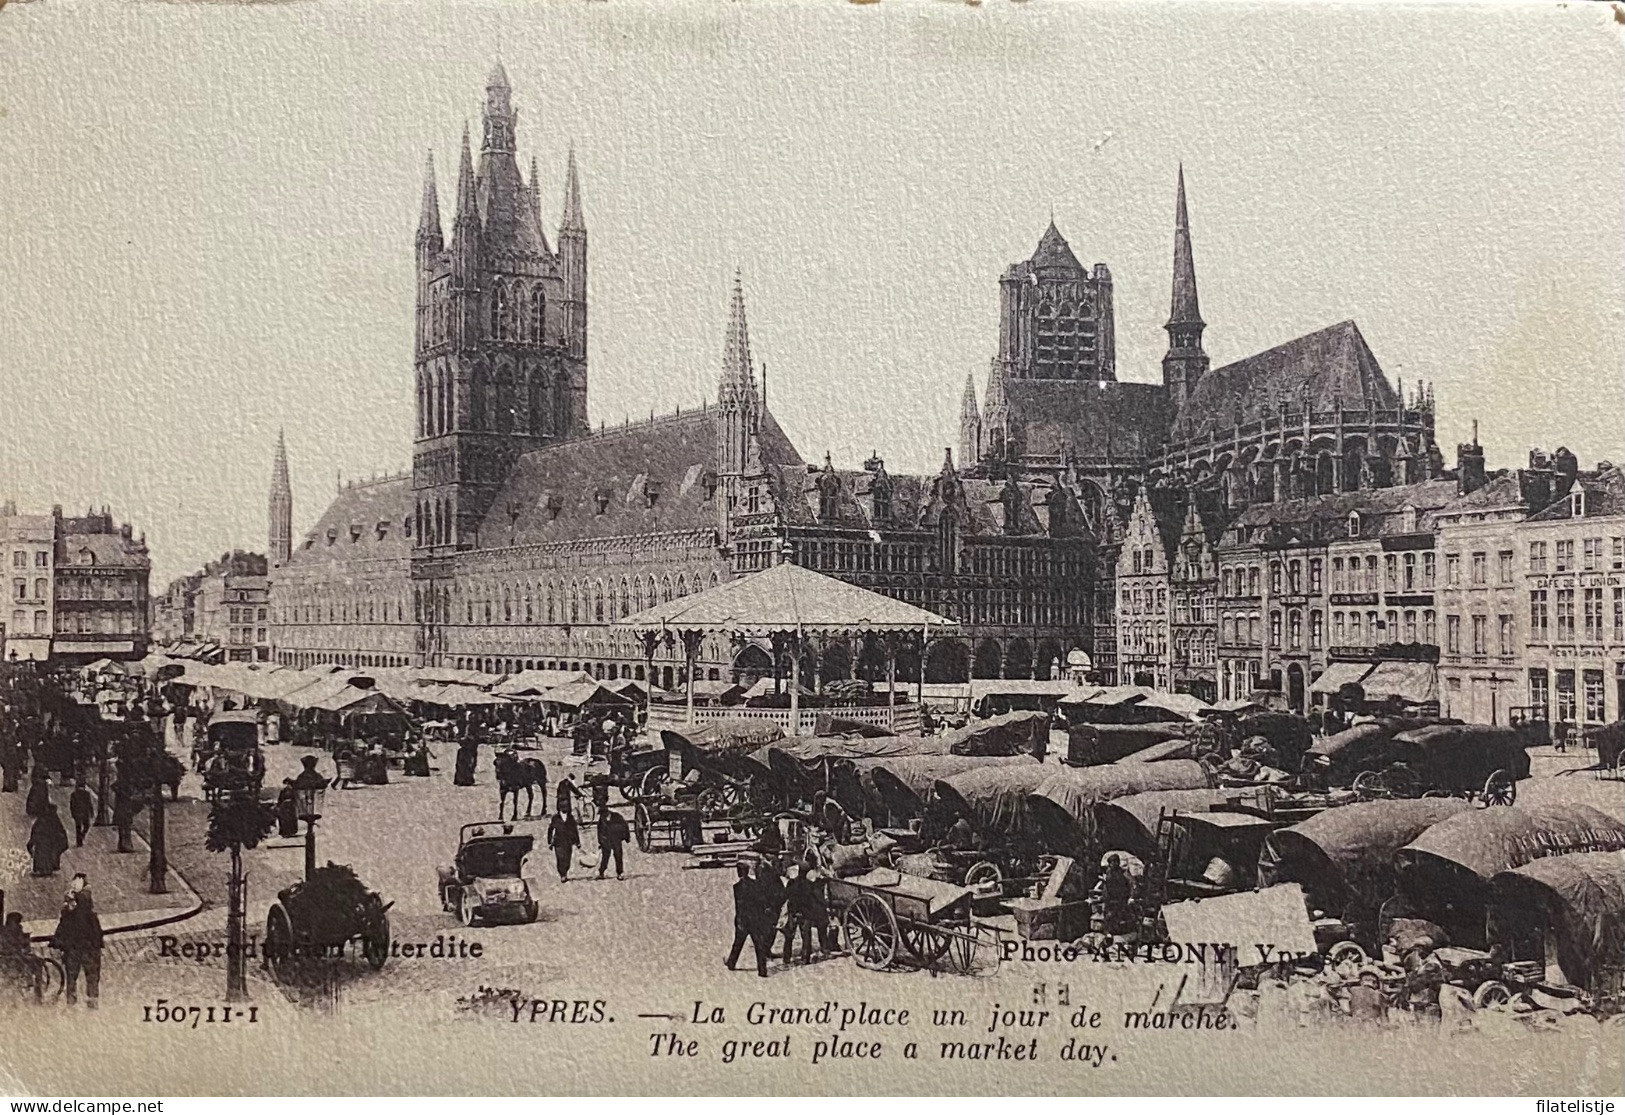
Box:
[1359,661,1437,705]
[1308,662,1374,696]
[545,680,633,709]
[492,669,593,697]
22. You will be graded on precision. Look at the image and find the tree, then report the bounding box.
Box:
[206,792,277,1001]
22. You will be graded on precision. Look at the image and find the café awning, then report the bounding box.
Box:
[1360,661,1437,705]
[1308,662,1374,697]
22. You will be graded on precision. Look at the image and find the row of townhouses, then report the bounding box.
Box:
[0,502,153,664]
[1114,442,1624,729]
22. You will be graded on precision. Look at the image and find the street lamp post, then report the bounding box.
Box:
[291,755,329,881]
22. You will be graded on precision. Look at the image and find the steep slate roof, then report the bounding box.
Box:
[1031,221,1084,273]
[1435,472,1524,515]
[1005,380,1170,461]
[1175,321,1399,434]
[486,409,804,546]
[286,477,413,569]
[1229,478,1459,544]
[1527,467,1624,522]
[59,533,150,569]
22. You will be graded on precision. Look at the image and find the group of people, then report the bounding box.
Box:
[545,774,631,883]
[726,857,832,978]
[0,871,105,1007]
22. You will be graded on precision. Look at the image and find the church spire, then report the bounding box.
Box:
[561,144,585,233]
[1163,164,1209,411]
[268,429,293,568]
[1168,163,1202,329]
[417,151,442,249]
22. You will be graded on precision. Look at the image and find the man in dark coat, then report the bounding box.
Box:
[28,802,69,876]
[724,863,770,977]
[68,780,94,847]
[1100,854,1135,938]
[453,739,479,786]
[25,769,50,818]
[52,874,104,1008]
[780,862,824,966]
[546,806,580,883]
[596,808,630,880]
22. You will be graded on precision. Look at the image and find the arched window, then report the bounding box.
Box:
[470,364,488,431]
[570,582,579,624]
[528,370,546,436]
[494,363,516,433]
[546,584,555,623]
[531,287,546,342]
[554,376,571,439]
[490,284,507,340]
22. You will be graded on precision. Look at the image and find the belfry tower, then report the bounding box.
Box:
[411,63,588,561]
[268,429,292,568]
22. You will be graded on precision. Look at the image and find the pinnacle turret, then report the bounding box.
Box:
[417,151,442,247]
[454,125,478,225]
[1162,164,1210,411]
[561,144,585,233]
[719,273,756,403]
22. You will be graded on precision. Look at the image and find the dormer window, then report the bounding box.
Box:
[701,471,719,501]
[325,529,338,546]
[1572,491,1586,517]
[349,525,363,543]
[1402,506,1418,533]
[375,520,390,541]
[1347,512,1361,538]
[545,495,564,520]
[594,490,610,515]
[643,480,662,509]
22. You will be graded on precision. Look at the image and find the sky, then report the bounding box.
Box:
[1,0,1622,587]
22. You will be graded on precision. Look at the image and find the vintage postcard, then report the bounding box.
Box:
[0,0,1622,1098]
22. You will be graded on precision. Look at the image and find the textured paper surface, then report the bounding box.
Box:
[1,0,1622,1097]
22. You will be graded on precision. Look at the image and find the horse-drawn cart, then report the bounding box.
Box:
[264,864,392,982]
[828,867,999,974]
[1351,724,1529,806]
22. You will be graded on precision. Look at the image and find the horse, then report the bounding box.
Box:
[494,749,548,820]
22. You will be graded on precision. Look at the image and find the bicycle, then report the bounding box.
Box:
[2,947,65,1003]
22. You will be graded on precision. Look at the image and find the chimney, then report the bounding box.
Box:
[1552,447,1579,499]
[1456,441,1487,495]
[1518,469,1553,512]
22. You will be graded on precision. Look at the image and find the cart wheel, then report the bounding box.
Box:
[964,861,1003,889]
[459,891,480,928]
[1473,980,1511,1009]
[634,803,653,852]
[697,787,725,815]
[31,954,64,1001]
[900,922,954,967]
[843,893,899,971]
[1421,790,1449,798]
[265,903,294,983]
[1325,941,1367,969]
[639,768,667,799]
[945,923,1002,977]
[362,914,390,971]
[1385,765,1420,799]
[1482,769,1516,807]
[1351,770,1381,798]
[720,781,745,809]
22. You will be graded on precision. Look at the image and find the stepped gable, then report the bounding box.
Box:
[1175,321,1398,434]
[286,477,413,568]
[1002,380,1170,460]
[486,408,804,546]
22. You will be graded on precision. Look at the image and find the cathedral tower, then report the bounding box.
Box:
[411,65,588,561]
[1162,166,1209,412]
[268,429,292,567]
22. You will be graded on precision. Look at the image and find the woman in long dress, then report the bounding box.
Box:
[28,802,70,876]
